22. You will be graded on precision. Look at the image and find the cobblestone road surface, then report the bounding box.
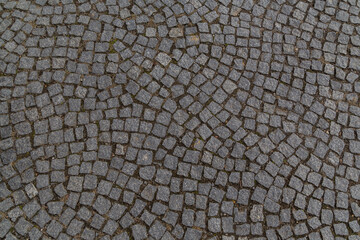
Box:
[1,0,360,239]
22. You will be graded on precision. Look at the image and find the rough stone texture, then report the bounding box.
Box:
[0,0,360,238]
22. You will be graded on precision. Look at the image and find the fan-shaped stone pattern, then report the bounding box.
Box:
[0,0,360,239]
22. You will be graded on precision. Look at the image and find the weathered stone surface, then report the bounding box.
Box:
[0,0,359,238]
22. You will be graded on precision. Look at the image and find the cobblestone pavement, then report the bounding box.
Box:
[1,0,360,239]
